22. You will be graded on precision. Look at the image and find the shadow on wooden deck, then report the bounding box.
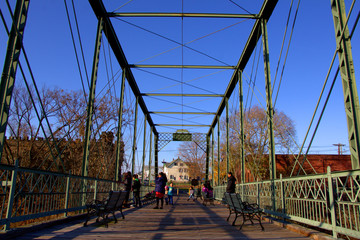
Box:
[9,194,311,240]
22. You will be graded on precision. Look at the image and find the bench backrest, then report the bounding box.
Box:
[105,191,121,211]
[229,193,245,211]
[115,191,127,209]
[224,193,234,210]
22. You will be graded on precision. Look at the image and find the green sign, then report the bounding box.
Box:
[173,133,192,141]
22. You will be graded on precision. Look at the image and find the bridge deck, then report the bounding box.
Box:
[14,195,311,240]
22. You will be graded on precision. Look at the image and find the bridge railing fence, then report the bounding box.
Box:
[214,166,360,239]
[0,160,123,231]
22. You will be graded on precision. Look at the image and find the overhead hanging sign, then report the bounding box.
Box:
[173,133,192,141]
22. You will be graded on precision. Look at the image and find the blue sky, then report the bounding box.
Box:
[1,0,359,166]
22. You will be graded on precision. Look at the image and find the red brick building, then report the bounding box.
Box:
[276,154,352,177]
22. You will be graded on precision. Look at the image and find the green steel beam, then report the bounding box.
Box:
[0,0,29,162]
[108,12,258,19]
[154,133,159,176]
[205,135,210,181]
[261,18,276,213]
[89,0,158,136]
[211,129,215,187]
[226,97,230,175]
[141,93,223,97]
[150,111,215,115]
[148,127,153,192]
[114,70,126,182]
[238,71,246,184]
[330,0,360,169]
[129,64,235,69]
[207,0,278,137]
[155,124,211,127]
[261,19,276,180]
[217,115,220,186]
[81,17,103,177]
[132,96,139,175]
[141,114,147,183]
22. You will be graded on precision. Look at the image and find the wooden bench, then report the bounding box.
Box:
[84,190,127,228]
[224,192,264,230]
[142,191,156,204]
[201,191,215,206]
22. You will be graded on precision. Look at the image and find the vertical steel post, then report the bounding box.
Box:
[154,133,159,177]
[330,0,360,169]
[148,127,153,192]
[5,159,19,231]
[327,166,338,238]
[0,0,29,162]
[261,18,276,180]
[211,129,215,187]
[226,97,230,175]
[141,115,147,183]
[238,71,246,184]
[94,180,98,200]
[115,69,126,182]
[205,135,210,181]
[217,116,220,185]
[261,18,276,212]
[81,18,103,177]
[132,96,139,175]
[64,173,70,217]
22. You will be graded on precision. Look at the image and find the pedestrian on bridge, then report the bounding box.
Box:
[154,172,167,209]
[226,172,237,193]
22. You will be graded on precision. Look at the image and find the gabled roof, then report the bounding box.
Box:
[164,158,188,168]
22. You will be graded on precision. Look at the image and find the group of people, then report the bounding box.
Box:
[123,171,174,209]
[153,172,174,209]
[122,170,237,209]
[123,171,142,208]
[188,180,214,201]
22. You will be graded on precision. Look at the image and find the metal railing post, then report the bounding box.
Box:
[5,159,19,231]
[64,173,71,217]
[327,166,337,238]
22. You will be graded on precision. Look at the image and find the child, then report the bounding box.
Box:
[132,174,142,208]
[168,183,174,205]
[188,186,195,201]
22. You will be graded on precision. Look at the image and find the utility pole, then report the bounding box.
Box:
[333,143,345,155]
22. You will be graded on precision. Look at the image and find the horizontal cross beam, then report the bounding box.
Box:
[149,111,215,115]
[108,12,258,19]
[155,124,211,127]
[129,64,235,69]
[142,93,223,97]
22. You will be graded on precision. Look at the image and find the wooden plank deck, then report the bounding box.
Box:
[14,194,311,240]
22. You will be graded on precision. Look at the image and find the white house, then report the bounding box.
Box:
[163,158,189,182]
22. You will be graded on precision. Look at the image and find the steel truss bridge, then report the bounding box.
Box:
[0,0,360,239]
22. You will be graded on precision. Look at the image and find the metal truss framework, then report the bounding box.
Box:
[0,0,359,238]
[158,132,207,152]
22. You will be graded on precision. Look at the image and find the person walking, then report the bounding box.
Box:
[132,174,142,208]
[188,185,195,201]
[226,172,237,193]
[154,172,167,209]
[123,171,132,207]
[167,182,174,205]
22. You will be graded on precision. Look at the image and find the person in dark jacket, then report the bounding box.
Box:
[123,171,132,207]
[226,172,237,193]
[154,172,167,209]
[132,174,142,208]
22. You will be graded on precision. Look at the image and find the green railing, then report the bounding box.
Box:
[2,162,359,239]
[214,167,360,239]
[0,160,123,231]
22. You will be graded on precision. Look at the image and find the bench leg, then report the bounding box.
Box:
[232,213,238,226]
[239,214,246,230]
[226,211,232,221]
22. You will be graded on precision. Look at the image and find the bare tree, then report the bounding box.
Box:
[222,105,297,181]
[177,141,206,181]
